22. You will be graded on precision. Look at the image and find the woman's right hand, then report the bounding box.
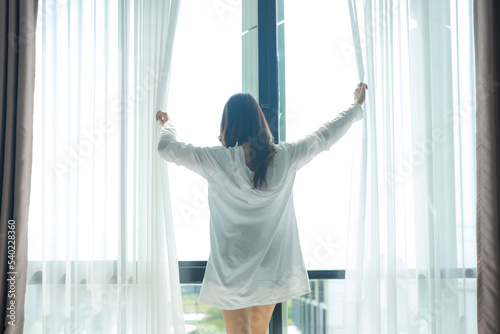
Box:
[354,82,368,105]
[156,110,169,126]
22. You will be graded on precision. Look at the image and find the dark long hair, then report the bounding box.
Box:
[220,93,277,189]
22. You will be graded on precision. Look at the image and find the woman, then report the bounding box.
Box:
[156,82,368,334]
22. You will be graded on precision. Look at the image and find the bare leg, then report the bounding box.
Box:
[222,307,250,334]
[249,303,276,334]
[222,303,276,334]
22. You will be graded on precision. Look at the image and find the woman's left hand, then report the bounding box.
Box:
[156,110,169,126]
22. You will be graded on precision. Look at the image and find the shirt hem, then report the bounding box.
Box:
[198,288,312,311]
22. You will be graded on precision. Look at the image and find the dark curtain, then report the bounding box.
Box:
[475,0,500,333]
[0,1,38,333]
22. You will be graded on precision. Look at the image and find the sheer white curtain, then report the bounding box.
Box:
[343,0,477,333]
[25,0,184,333]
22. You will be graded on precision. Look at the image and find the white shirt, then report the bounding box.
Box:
[157,101,364,310]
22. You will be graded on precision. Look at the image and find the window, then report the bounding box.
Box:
[167,0,242,262]
[174,0,360,331]
[281,0,358,271]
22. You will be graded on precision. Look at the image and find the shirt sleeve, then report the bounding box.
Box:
[283,101,364,170]
[157,121,220,180]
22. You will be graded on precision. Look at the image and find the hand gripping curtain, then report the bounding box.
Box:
[343,0,477,333]
[24,0,184,333]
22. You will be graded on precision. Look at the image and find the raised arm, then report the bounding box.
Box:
[156,111,220,180]
[283,83,367,170]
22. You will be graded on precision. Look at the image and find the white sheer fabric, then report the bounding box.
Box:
[25,0,184,333]
[343,0,477,333]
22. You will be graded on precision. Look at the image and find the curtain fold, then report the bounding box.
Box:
[133,0,184,332]
[0,1,39,333]
[343,0,477,333]
[474,0,500,333]
[25,0,184,333]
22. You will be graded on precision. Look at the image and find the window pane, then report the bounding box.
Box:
[287,280,345,333]
[181,284,225,333]
[281,1,358,269]
[167,1,242,261]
